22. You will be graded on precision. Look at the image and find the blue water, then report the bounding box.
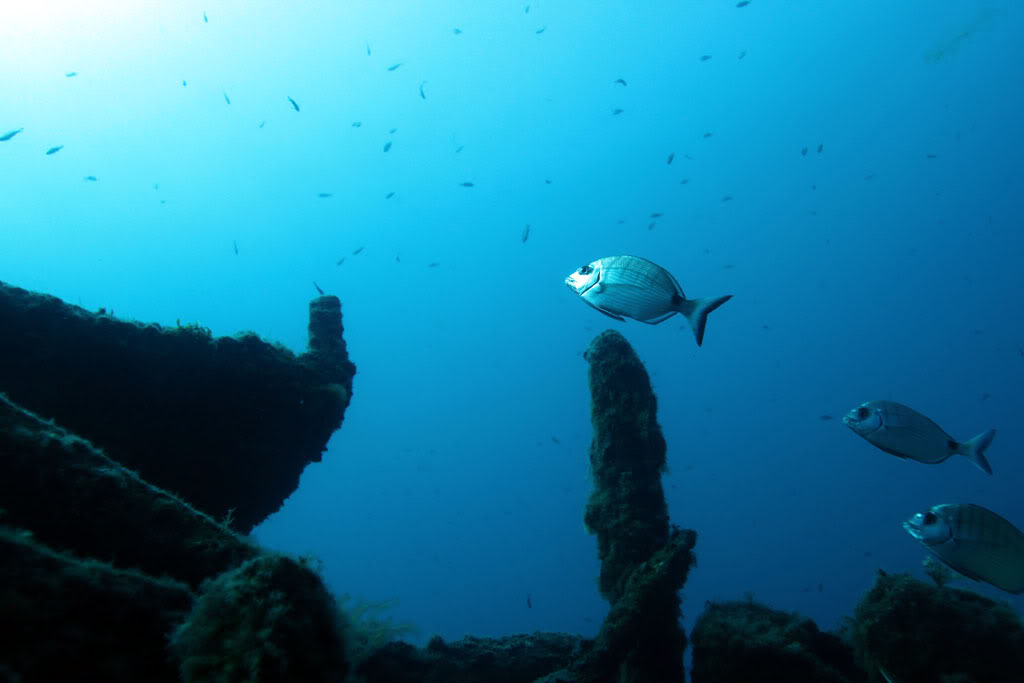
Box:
[3,0,1022,653]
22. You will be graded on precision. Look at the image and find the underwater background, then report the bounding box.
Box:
[2,0,1022,654]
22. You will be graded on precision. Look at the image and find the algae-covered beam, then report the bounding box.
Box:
[573,330,697,683]
[0,526,194,682]
[0,282,356,532]
[0,393,260,589]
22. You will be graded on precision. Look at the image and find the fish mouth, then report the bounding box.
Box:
[902,520,924,540]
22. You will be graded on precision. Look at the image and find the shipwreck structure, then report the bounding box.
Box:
[2,280,1021,682]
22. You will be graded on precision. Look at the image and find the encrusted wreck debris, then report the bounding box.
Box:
[0,282,356,532]
[0,393,260,588]
[569,330,698,683]
[690,600,861,683]
[851,571,1024,683]
[2,282,1018,682]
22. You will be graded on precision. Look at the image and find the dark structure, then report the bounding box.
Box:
[3,282,1020,682]
[0,393,260,588]
[690,600,862,683]
[850,571,1024,683]
[354,633,582,683]
[0,527,194,683]
[0,282,356,533]
[570,330,698,683]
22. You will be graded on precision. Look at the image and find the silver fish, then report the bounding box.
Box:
[565,255,731,346]
[904,503,1024,593]
[843,400,994,474]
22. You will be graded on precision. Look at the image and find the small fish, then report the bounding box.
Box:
[336,257,346,266]
[366,42,371,56]
[819,414,833,421]
[84,175,97,181]
[612,108,624,115]
[387,63,403,71]
[183,80,187,87]
[45,145,64,155]
[551,436,560,445]
[613,78,627,86]
[455,145,464,153]
[318,193,332,198]
[233,240,238,255]
[453,28,463,35]
[287,96,300,112]
[536,26,546,34]
[666,152,675,165]
[389,127,397,134]
[525,4,530,12]
[700,55,712,61]
[544,179,552,184]
[383,141,392,152]
[202,11,208,23]
[258,120,266,128]
[703,132,713,138]
[648,222,656,231]
[927,153,937,159]
[459,181,474,187]
[650,212,663,218]
[565,255,732,346]
[0,128,24,142]
[736,0,750,7]
[427,262,440,268]
[522,225,530,243]
[801,146,808,156]
[904,504,1024,593]
[395,255,401,262]
[721,194,733,202]
[738,50,747,59]
[680,178,690,185]
[352,121,362,127]
[223,91,231,105]
[65,71,77,78]
[527,593,533,608]
[352,246,365,255]
[419,81,426,99]
[385,192,395,199]
[864,172,875,180]
[843,400,995,474]
[817,143,823,153]
[313,281,324,295]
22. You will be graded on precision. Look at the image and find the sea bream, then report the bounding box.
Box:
[565,255,731,346]
[904,503,1024,593]
[843,400,994,474]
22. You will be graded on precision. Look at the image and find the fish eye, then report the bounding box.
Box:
[578,265,592,275]
[923,512,937,525]
[856,406,870,419]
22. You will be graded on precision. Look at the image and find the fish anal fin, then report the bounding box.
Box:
[581,298,625,321]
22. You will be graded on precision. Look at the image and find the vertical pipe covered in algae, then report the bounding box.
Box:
[573,330,697,683]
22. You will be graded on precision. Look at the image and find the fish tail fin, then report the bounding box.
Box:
[677,295,732,346]
[957,429,996,474]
